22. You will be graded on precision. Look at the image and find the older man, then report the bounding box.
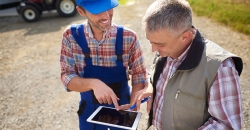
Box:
[132,0,243,130]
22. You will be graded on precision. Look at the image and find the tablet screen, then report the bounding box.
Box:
[87,106,142,130]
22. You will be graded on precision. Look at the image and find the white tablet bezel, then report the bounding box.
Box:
[87,106,142,130]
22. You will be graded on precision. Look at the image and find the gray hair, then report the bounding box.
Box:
[142,0,193,38]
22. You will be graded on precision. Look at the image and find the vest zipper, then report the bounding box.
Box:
[175,89,205,100]
[175,90,180,99]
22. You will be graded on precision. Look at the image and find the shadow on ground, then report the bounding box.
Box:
[0,11,84,35]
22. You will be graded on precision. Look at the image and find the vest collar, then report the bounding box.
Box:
[177,29,205,70]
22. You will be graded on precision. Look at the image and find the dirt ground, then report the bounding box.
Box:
[0,0,249,129]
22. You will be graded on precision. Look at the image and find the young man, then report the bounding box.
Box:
[133,0,243,130]
[59,0,147,129]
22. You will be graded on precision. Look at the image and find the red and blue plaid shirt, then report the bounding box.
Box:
[60,22,147,91]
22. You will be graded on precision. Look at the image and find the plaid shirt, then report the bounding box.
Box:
[60,22,147,91]
[152,45,243,130]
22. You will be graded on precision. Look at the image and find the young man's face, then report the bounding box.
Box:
[77,6,113,32]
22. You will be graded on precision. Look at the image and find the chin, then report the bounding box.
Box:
[160,54,169,57]
[102,25,111,31]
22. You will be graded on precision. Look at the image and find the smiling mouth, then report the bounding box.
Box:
[100,20,109,24]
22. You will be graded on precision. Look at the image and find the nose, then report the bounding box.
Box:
[151,43,158,52]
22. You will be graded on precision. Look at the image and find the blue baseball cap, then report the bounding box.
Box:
[76,0,119,14]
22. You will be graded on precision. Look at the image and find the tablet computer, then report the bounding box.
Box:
[87,106,142,130]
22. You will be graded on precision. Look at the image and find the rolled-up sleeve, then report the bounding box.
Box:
[60,28,78,91]
[129,35,148,85]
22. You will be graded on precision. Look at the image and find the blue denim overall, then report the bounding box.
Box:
[71,24,131,130]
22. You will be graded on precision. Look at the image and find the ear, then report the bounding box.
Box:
[180,30,192,44]
[76,6,86,16]
[181,31,189,41]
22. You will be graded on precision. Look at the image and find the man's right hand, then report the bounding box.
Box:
[67,77,121,110]
[92,79,120,110]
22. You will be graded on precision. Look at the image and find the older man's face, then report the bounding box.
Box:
[146,29,184,59]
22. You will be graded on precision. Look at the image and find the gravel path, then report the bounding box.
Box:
[0,0,249,129]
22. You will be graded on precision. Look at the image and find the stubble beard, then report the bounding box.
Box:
[89,17,113,32]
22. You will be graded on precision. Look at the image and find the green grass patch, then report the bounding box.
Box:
[188,0,250,35]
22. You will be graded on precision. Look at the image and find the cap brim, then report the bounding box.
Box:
[82,0,119,14]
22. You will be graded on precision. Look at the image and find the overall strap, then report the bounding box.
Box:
[71,24,92,66]
[116,25,124,67]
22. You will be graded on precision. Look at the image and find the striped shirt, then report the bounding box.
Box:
[152,45,243,130]
[60,22,147,90]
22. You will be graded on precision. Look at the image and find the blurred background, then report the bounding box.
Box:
[0,0,249,129]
